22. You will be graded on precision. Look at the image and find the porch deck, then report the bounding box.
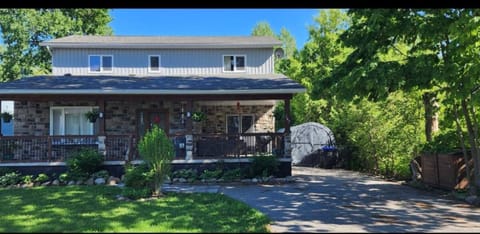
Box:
[0,133,286,163]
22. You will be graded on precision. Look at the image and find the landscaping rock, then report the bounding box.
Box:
[51,179,60,186]
[107,176,121,184]
[67,181,76,186]
[85,178,94,185]
[22,183,34,188]
[285,176,296,183]
[466,195,479,205]
[241,179,251,183]
[41,181,51,186]
[76,180,83,185]
[94,178,106,185]
[178,178,187,183]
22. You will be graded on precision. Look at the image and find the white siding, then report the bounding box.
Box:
[52,48,275,76]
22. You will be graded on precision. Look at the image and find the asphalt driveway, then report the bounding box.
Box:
[220,166,480,233]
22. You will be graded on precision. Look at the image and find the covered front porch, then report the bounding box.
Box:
[0,75,304,176]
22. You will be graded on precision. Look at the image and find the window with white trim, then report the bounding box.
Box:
[226,114,254,134]
[89,55,113,72]
[50,107,97,135]
[148,55,161,72]
[223,55,246,72]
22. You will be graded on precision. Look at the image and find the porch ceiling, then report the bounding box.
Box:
[0,75,305,99]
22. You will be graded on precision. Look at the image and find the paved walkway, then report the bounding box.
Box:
[219,166,480,233]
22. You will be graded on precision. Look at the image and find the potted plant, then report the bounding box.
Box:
[85,110,99,123]
[191,111,206,122]
[1,112,13,123]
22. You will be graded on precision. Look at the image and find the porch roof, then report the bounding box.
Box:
[0,74,306,95]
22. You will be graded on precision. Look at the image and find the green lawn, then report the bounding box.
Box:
[0,186,271,232]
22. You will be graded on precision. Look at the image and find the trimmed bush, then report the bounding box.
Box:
[34,173,49,183]
[221,168,244,181]
[249,155,278,178]
[123,163,154,189]
[66,148,104,180]
[200,169,223,181]
[0,172,21,187]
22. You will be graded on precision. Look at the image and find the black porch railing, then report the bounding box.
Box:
[0,132,285,162]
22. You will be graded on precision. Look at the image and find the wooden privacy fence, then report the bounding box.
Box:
[421,151,470,190]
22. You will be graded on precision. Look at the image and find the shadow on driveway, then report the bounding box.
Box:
[220,166,480,233]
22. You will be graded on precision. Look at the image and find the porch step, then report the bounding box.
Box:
[161,184,220,193]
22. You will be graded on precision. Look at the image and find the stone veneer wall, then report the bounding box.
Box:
[14,100,97,136]
[193,104,275,134]
[14,100,275,136]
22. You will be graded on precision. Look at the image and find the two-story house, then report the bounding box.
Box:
[0,35,305,177]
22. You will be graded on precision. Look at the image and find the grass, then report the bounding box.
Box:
[0,186,271,232]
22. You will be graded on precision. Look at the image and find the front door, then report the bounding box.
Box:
[136,109,169,138]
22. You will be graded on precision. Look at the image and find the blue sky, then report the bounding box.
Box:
[109,9,321,50]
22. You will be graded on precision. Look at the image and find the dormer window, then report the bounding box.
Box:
[89,55,113,72]
[149,55,161,73]
[223,55,246,72]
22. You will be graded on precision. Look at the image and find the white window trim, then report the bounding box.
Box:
[49,106,98,136]
[88,55,114,73]
[148,55,162,73]
[222,54,247,73]
[225,114,255,134]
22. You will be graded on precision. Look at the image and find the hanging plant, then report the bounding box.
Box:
[191,111,206,122]
[1,112,13,123]
[85,110,99,123]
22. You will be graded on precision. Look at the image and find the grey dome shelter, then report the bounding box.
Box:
[279,122,336,166]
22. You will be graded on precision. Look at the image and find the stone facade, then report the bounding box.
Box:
[13,99,275,136]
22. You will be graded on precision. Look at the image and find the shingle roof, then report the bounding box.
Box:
[40,35,282,49]
[0,75,305,95]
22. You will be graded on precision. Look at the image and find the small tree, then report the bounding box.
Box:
[138,125,174,197]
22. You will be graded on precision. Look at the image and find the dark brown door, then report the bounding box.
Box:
[136,109,169,138]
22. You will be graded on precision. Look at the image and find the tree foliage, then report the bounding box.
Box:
[251,21,297,59]
[330,8,480,191]
[0,8,112,81]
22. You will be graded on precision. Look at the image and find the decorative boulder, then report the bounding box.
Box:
[94,178,106,185]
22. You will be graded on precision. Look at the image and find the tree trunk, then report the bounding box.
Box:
[453,103,473,194]
[423,92,439,142]
[461,98,480,190]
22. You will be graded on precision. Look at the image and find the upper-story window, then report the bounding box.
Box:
[223,55,246,72]
[89,55,113,72]
[148,55,161,73]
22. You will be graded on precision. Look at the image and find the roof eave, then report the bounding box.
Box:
[0,88,306,95]
[39,43,282,49]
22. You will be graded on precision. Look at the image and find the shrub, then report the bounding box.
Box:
[200,169,223,181]
[0,167,14,177]
[124,163,154,189]
[58,173,69,183]
[22,175,34,184]
[66,148,104,180]
[249,155,278,178]
[0,172,21,187]
[121,187,152,200]
[92,170,109,180]
[171,168,198,182]
[138,125,174,196]
[35,173,49,183]
[221,168,244,181]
